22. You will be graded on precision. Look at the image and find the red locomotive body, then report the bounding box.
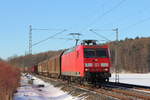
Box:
[61,40,111,82]
[61,45,84,77]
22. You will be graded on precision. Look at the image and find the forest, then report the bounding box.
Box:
[110,37,150,73]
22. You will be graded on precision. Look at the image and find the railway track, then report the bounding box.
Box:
[35,74,150,100]
[75,83,150,100]
[99,82,150,100]
[104,82,150,89]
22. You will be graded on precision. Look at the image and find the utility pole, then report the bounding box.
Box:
[29,25,32,54]
[113,28,119,83]
[28,25,67,54]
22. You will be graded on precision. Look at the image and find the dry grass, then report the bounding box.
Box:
[0,61,21,100]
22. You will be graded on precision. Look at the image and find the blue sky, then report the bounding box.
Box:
[0,0,150,59]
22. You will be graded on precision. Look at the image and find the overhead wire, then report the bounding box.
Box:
[32,28,66,31]
[32,29,67,46]
[80,0,126,33]
[52,37,74,40]
[121,16,150,31]
[89,29,111,42]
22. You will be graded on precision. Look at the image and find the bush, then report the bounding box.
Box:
[0,61,21,100]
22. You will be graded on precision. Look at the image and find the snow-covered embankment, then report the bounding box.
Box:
[110,73,150,86]
[13,74,82,100]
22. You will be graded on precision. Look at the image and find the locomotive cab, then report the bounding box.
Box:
[82,40,111,83]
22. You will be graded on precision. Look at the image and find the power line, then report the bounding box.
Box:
[28,25,67,54]
[52,37,74,40]
[32,29,67,46]
[95,0,126,21]
[90,29,114,31]
[89,29,111,42]
[32,28,65,31]
[80,0,126,32]
[121,16,150,31]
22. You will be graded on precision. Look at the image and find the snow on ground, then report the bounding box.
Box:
[13,74,83,100]
[110,73,150,86]
[13,73,150,100]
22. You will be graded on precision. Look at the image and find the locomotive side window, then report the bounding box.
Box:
[96,49,108,58]
[84,48,108,58]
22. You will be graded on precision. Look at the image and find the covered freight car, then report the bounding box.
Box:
[38,60,49,76]
[32,65,38,74]
[37,51,64,78]
[38,62,43,75]
[47,53,62,78]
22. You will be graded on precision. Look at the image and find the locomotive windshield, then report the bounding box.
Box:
[84,48,108,58]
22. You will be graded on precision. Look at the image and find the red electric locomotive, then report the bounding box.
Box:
[61,40,111,83]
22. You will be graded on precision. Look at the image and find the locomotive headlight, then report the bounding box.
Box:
[85,63,93,67]
[101,63,108,67]
[103,68,109,71]
[85,68,89,71]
